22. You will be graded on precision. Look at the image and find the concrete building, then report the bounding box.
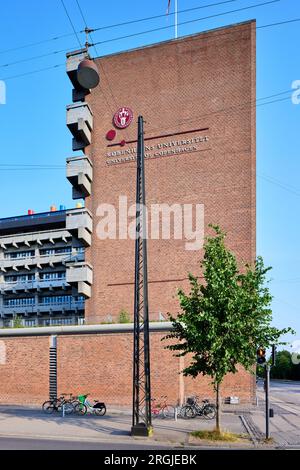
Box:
[0,207,93,327]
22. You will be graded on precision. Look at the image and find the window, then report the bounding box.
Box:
[39,295,73,305]
[40,272,66,281]
[40,247,72,256]
[4,274,35,283]
[5,250,34,259]
[24,319,36,327]
[4,297,35,307]
[50,318,74,326]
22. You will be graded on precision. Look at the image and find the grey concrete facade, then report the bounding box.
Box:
[0,209,93,327]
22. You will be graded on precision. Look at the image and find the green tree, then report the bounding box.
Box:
[270,350,293,380]
[163,225,293,432]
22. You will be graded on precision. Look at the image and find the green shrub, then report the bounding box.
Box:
[118,309,131,323]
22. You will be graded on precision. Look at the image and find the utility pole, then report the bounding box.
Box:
[131,116,152,437]
[265,363,270,440]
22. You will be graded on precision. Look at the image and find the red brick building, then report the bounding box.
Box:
[0,21,257,406]
[80,20,256,324]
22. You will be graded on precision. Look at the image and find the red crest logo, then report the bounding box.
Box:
[113,107,133,129]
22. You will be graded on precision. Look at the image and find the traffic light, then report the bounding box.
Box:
[257,347,266,364]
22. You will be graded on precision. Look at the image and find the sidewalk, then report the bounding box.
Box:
[0,404,254,449]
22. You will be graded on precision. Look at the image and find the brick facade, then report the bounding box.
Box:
[0,333,255,406]
[84,20,256,324]
[0,22,256,406]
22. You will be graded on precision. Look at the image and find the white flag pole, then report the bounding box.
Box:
[175,0,178,38]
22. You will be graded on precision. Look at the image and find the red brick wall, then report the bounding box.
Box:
[84,20,256,324]
[0,333,255,405]
[0,337,49,404]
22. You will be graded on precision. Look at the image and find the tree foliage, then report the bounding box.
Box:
[270,350,300,380]
[163,225,294,429]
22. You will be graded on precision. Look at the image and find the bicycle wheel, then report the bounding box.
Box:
[162,405,175,419]
[94,405,106,416]
[42,400,56,414]
[58,402,74,415]
[43,403,55,414]
[203,404,216,420]
[74,403,87,416]
[42,400,51,411]
[181,405,196,419]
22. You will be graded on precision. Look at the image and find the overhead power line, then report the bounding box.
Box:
[60,0,82,49]
[0,0,237,56]
[1,17,300,80]
[92,0,237,33]
[73,0,117,125]
[0,32,76,56]
[147,92,292,135]
[92,0,280,47]
[0,63,64,81]
[258,173,300,197]
[0,0,280,70]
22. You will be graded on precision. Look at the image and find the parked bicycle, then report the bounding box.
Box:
[142,396,175,419]
[177,396,216,420]
[42,393,76,415]
[74,394,106,416]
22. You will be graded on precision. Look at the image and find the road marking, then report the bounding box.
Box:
[257,391,300,415]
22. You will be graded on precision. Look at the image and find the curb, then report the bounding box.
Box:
[0,431,181,448]
[239,415,258,447]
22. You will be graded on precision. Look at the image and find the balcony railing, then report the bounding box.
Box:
[0,279,69,293]
[0,251,84,271]
[1,300,85,316]
[0,228,71,249]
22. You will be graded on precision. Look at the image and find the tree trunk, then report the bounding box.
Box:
[216,383,221,433]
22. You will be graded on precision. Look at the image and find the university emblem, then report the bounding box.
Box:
[113,107,133,129]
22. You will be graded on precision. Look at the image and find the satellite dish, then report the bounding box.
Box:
[77,59,100,89]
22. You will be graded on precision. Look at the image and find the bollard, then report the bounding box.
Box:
[175,407,177,421]
[62,404,65,418]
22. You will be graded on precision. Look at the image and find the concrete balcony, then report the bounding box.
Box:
[66,156,93,199]
[66,262,93,298]
[66,102,93,151]
[0,229,71,250]
[0,252,76,272]
[66,208,92,247]
[0,300,85,316]
[0,279,69,294]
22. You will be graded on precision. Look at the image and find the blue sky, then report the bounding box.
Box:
[0,0,299,342]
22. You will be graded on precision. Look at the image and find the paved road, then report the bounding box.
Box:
[0,436,183,450]
[254,379,300,446]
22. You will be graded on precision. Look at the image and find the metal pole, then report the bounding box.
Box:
[131,116,152,437]
[265,364,270,439]
[141,117,152,430]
